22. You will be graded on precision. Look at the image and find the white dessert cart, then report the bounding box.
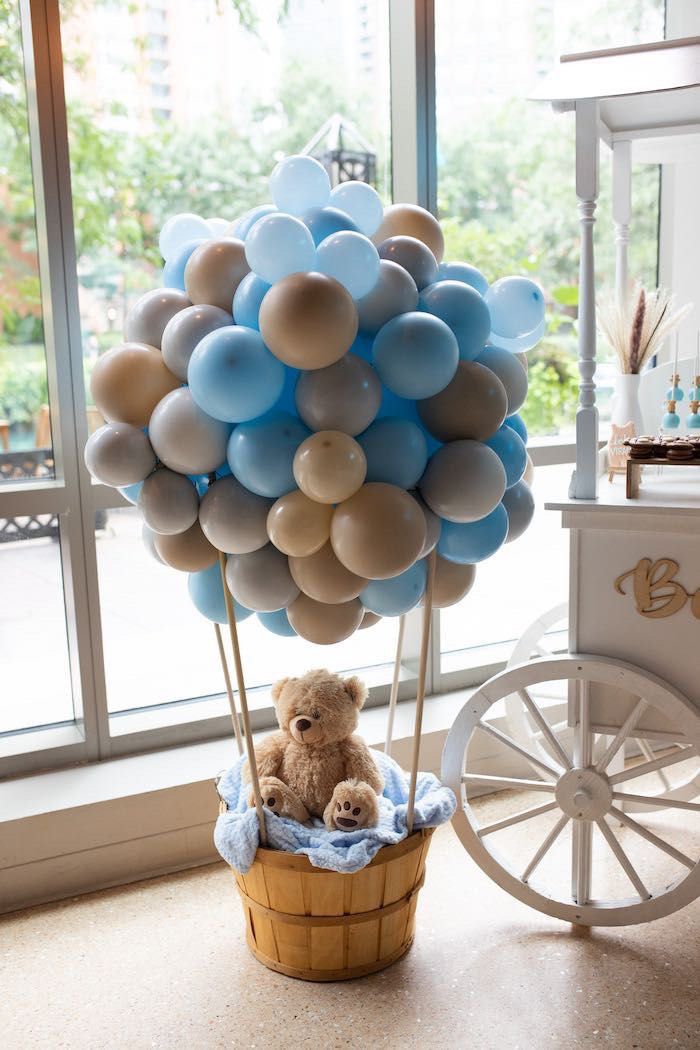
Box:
[442,39,700,926]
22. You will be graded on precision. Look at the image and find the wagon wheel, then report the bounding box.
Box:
[442,656,700,925]
[504,604,700,810]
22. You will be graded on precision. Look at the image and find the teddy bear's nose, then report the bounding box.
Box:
[295,718,312,732]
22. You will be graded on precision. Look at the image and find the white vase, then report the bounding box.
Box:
[612,372,645,436]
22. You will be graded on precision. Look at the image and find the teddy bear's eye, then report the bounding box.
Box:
[312,709,321,720]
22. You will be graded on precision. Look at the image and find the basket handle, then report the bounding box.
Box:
[406,548,436,834]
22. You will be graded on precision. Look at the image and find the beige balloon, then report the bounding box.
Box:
[524,453,535,487]
[139,468,199,535]
[259,271,358,369]
[225,544,299,612]
[161,304,232,382]
[289,541,367,604]
[418,361,508,443]
[372,203,445,262]
[184,238,250,312]
[199,475,271,554]
[287,593,364,645]
[83,422,156,486]
[124,288,190,349]
[90,342,180,427]
[431,557,476,609]
[154,520,217,572]
[295,354,381,435]
[266,490,333,557]
[293,431,366,505]
[331,483,426,581]
[420,440,506,523]
[359,609,382,630]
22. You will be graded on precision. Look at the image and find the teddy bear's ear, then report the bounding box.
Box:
[344,675,368,709]
[271,677,291,703]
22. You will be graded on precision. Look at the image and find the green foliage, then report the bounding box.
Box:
[519,338,580,436]
[0,349,48,425]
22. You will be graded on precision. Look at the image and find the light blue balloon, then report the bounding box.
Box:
[666,385,685,402]
[159,212,211,261]
[485,277,546,352]
[502,480,536,542]
[357,418,428,489]
[688,411,700,429]
[232,273,271,330]
[162,238,205,291]
[437,261,488,296]
[187,562,252,624]
[361,560,427,617]
[485,424,527,489]
[244,213,316,284]
[269,155,331,215]
[316,231,380,299]
[187,474,210,497]
[303,205,360,246]
[419,280,491,361]
[257,609,297,637]
[119,481,143,504]
[437,505,509,564]
[504,413,528,445]
[233,204,276,240]
[277,365,300,413]
[372,312,459,400]
[188,326,284,423]
[663,411,680,429]
[227,412,310,498]
[329,181,384,237]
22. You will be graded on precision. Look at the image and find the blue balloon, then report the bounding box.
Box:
[349,333,375,362]
[187,562,252,624]
[257,609,297,637]
[329,181,384,237]
[119,481,143,504]
[316,231,380,299]
[504,413,528,445]
[188,326,284,423]
[357,418,428,489]
[162,238,205,291]
[372,312,459,399]
[187,474,210,497]
[276,365,300,413]
[233,204,276,240]
[485,424,527,489]
[666,385,685,402]
[227,412,310,498]
[269,154,331,215]
[438,505,509,564]
[232,272,271,330]
[303,205,360,246]
[419,280,491,361]
[485,277,546,352]
[244,213,316,284]
[437,261,488,296]
[215,462,232,478]
[361,560,427,617]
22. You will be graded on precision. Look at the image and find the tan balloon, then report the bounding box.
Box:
[373,203,445,262]
[139,468,199,535]
[420,440,506,523]
[124,288,190,349]
[83,422,156,486]
[289,541,367,605]
[266,490,333,557]
[259,271,358,369]
[199,475,271,554]
[331,483,426,581]
[90,342,180,427]
[225,543,299,612]
[431,557,476,609]
[287,593,364,645]
[293,431,366,505]
[295,354,381,435]
[154,520,217,572]
[359,609,382,630]
[184,238,250,312]
[161,304,232,382]
[418,361,508,443]
[524,453,535,487]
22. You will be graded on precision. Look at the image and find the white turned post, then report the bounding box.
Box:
[571,99,600,501]
[612,139,631,306]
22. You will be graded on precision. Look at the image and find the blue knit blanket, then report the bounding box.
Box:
[214,749,456,874]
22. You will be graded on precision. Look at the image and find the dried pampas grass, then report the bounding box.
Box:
[597,284,692,374]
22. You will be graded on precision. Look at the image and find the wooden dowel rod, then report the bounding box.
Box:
[214,622,243,756]
[218,552,267,846]
[384,614,406,758]
[406,549,436,834]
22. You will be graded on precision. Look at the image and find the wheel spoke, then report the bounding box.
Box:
[596,818,651,899]
[571,819,593,904]
[522,813,569,882]
[608,806,696,871]
[462,773,557,792]
[477,721,564,780]
[613,791,700,813]
[534,643,553,658]
[639,739,672,791]
[610,746,698,785]
[595,698,648,773]
[478,800,559,837]
[574,680,594,767]
[518,688,573,771]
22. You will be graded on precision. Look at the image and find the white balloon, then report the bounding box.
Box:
[159,212,212,260]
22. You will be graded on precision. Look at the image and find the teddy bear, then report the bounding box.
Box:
[245,669,383,831]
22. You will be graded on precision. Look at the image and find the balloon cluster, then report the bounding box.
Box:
[84,155,541,645]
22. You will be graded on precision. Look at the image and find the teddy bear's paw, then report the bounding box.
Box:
[324,780,380,832]
[254,777,310,823]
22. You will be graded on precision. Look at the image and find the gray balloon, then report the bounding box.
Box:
[412,491,442,557]
[502,480,535,542]
[138,468,199,535]
[356,259,418,334]
[84,423,156,486]
[142,524,166,565]
[477,345,529,416]
[377,236,438,290]
[149,388,231,475]
[225,544,299,612]
[199,475,272,553]
[420,440,506,523]
[295,354,381,435]
[124,288,190,349]
[161,304,232,382]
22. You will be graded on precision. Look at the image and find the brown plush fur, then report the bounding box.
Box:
[245,669,383,831]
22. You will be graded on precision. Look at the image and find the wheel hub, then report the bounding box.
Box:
[555,767,612,820]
